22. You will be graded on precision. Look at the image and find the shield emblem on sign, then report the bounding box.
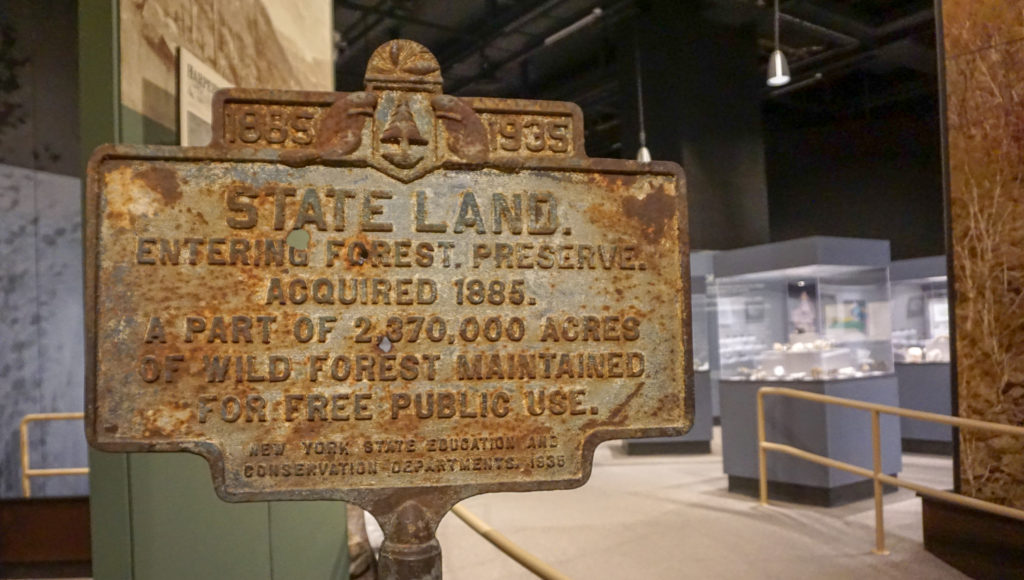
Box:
[371,91,440,181]
[361,40,445,182]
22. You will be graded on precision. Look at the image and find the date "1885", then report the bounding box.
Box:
[454,278,531,305]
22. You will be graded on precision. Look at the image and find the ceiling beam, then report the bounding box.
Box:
[447,0,634,95]
[336,0,465,34]
[767,5,936,96]
[433,0,558,67]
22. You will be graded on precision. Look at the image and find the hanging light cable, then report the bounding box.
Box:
[634,27,651,162]
[767,0,791,87]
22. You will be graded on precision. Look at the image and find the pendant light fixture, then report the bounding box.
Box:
[633,27,651,162]
[767,0,790,87]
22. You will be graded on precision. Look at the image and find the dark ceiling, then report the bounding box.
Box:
[332,0,938,157]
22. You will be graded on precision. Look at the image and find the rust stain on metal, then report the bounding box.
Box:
[135,166,182,205]
[622,184,677,245]
[317,92,379,155]
[431,95,488,163]
[85,39,692,576]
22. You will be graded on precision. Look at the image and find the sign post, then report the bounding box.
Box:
[86,40,692,578]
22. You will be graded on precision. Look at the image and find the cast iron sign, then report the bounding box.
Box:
[86,40,691,575]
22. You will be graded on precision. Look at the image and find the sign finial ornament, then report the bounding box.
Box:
[365,39,443,92]
[314,39,486,181]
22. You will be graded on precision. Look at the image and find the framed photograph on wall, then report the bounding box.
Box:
[745,299,765,323]
[837,300,867,332]
[907,296,924,317]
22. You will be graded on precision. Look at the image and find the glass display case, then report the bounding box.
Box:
[623,250,715,455]
[692,286,711,373]
[891,274,949,364]
[690,250,721,421]
[713,265,894,382]
[690,250,715,374]
[714,238,902,504]
[890,256,952,453]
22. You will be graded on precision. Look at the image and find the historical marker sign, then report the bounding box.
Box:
[86,41,691,519]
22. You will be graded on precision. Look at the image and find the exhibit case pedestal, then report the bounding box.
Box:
[721,376,901,505]
[624,251,716,455]
[622,370,712,455]
[891,256,952,454]
[895,363,952,454]
[712,237,902,505]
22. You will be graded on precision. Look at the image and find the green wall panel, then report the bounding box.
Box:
[87,450,133,580]
[80,1,348,577]
[128,454,272,580]
[80,0,132,574]
[269,502,350,579]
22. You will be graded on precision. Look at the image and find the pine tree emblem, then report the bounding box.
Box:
[379,101,428,169]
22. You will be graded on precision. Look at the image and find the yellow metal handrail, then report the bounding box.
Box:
[20,412,88,497]
[20,413,568,577]
[451,504,572,580]
[756,386,1024,555]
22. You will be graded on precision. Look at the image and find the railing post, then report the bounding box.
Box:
[757,388,768,505]
[20,413,88,497]
[20,418,31,498]
[751,387,1024,555]
[871,410,888,555]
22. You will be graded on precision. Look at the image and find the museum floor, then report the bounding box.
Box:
[434,427,966,579]
[32,428,964,580]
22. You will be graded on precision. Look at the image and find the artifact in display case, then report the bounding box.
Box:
[693,298,710,372]
[690,250,723,420]
[713,247,894,382]
[890,256,952,453]
[692,279,712,373]
[891,265,949,364]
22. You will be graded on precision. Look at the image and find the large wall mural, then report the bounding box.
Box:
[945,0,1024,508]
[119,0,333,137]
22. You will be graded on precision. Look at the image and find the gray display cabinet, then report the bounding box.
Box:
[623,251,716,454]
[891,256,953,454]
[713,237,902,505]
[694,252,721,426]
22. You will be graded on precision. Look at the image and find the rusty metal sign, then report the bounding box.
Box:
[86,39,690,575]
